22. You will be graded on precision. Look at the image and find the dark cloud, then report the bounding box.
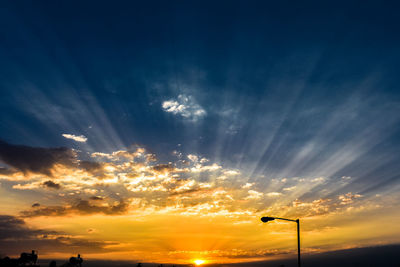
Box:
[75,200,128,215]
[42,180,61,190]
[0,167,16,175]
[31,203,40,208]
[152,164,175,173]
[79,161,103,172]
[0,215,45,240]
[78,161,108,179]
[21,199,128,217]
[89,196,104,201]
[20,206,68,217]
[220,249,291,259]
[0,215,118,256]
[169,187,209,196]
[0,140,76,176]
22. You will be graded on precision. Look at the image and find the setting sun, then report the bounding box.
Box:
[194,259,206,265]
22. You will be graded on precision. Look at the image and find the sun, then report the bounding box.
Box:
[193,259,206,265]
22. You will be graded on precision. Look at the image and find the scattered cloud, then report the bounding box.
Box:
[0,138,395,263]
[162,95,206,121]
[0,143,381,227]
[62,134,88,143]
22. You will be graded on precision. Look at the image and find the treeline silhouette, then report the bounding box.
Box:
[0,251,82,267]
[0,252,177,267]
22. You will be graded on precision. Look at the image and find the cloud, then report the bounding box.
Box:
[167,248,291,260]
[273,198,333,218]
[187,154,199,162]
[152,163,175,173]
[0,143,247,218]
[0,167,16,175]
[42,180,61,190]
[90,148,148,162]
[312,177,325,183]
[266,192,282,197]
[242,183,254,189]
[338,192,362,205]
[0,143,374,223]
[20,206,68,217]
[78,160,105,177]
[0,215,44,240]
[0,215,117,255]
[20,199,128,217]
[89,196,104,201]
[245,190,263,200]
[0,140,77,176]
[75,200,128,215]
[283,186,296,191]
[61,134,88,143]
[162,95,206,121]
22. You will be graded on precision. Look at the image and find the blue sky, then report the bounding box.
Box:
[0,1,400,263]
[2,0,400,183]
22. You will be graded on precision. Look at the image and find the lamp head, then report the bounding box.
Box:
[261,217,275,223]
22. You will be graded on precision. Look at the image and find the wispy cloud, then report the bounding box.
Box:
[62,133,88,143]
[162,95,206,121]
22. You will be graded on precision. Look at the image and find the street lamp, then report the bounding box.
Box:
[260,216,301,267]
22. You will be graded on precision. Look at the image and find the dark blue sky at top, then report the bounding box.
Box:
[1,1,400,192]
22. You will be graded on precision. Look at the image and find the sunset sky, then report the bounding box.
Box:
[1,1,400,265]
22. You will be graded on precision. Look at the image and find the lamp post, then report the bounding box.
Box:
[261,216,301,267]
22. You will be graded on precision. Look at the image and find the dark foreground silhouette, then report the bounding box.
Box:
[0,251,82,267]
[0,250,39,267]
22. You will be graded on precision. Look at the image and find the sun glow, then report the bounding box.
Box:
[194,259,206,265]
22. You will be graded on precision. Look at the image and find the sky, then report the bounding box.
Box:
[0,0,400,265]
